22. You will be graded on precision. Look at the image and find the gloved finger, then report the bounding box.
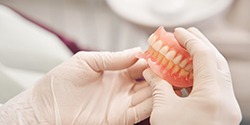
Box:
[127,98,152,124]
[187,27,230,72]
[174,28,218,86]
[132,81,149,92]
[76,47,141,72]
[187,28,235,96]
[187,27,221,54]
[127,59,148,80]
[131,86,152,106]
[143,68,177,99]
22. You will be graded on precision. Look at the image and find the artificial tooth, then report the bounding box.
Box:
[165,50,176,60]
[179,59,188,68]
[172,65,180,74]
[152,40,163,51]
[148,46,153,52]
[188,73,193,79]
[184,64,193,72]
[148,34,156,45]
[148,47,154,55]
[161,58,168,66]
[173,55,182,65]
[166,61,174,70]
[153,50,159,57]
[159,46,169,55]
[156,54,164,62]
[179,69,189,77]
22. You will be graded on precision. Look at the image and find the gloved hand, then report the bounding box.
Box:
[143,27,242,125]
[0,48,152,125]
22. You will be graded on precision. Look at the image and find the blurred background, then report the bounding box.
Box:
[0,0,249,124]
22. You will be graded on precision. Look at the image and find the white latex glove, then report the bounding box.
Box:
[143,28,242,125]
[0,47,152,125]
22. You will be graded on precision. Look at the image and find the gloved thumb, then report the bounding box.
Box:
[143,68,177,100]
[75,47,142,72]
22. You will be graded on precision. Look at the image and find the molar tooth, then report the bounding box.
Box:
[159,46,169,55]
[179,59,188,68]
[152,40,162,51]
[148,34,156,45]
[173,55,182,65]
[165,50,176,60]
[172,65,180,74]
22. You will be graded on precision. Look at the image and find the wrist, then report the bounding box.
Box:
[0,89,36,124]
[0,88,54,124]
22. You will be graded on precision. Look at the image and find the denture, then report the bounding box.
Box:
[139,26,193,88]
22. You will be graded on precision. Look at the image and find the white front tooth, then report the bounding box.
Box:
[179,59,188,68]
[159,46,169,55]
[148,34,156,45]
[152,40,162,51]
[165,50,176,60]
[173,55,182,64]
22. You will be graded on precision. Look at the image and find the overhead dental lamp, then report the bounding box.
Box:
[106,0,233,27]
